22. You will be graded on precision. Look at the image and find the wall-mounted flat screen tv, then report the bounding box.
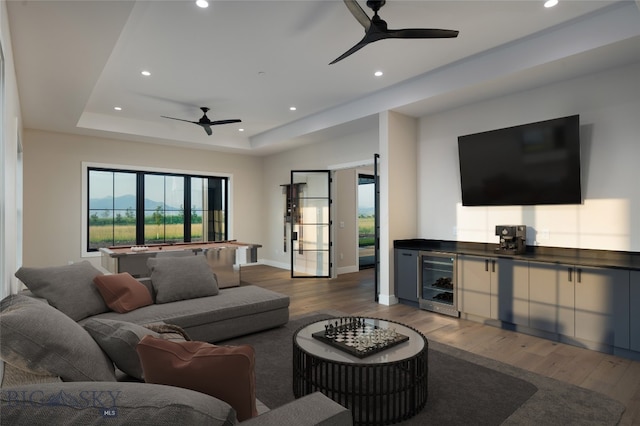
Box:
[458,115,582,206]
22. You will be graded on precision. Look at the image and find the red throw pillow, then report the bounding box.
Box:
[93,273,153,313]
[136,336,257,421]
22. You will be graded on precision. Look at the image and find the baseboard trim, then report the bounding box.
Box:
[259,259,289,270]
[337,265,359,275]
[377,294,398,306]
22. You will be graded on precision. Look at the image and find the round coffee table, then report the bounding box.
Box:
[293,317,428,425]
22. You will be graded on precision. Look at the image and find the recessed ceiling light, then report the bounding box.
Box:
[239,128,245,132]
[141,70,151,77]
[289,106,297,111]
[196,0,209,8]
[114,106,122,111]
[374,70,383,77]
[544,0,558,8]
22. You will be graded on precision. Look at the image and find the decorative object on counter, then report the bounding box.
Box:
[495,225,527,254]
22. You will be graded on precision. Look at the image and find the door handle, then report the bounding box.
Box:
[292,232,298,241]
[485,259,489,272]
[568,267,573,282]
[491,260,496,273]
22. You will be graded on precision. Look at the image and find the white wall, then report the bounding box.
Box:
[418,61,640,252]
[334,168,358,274]
[379,111,417,304]
[261,125,379,270]
[1,0,23,298]
[22,129,264,267]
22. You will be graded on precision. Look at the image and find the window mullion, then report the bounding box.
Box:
[185,178,192,242]
[136,173,145,245]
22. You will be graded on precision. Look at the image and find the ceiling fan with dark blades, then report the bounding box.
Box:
[161,107,241,136]
[330,0,459,64]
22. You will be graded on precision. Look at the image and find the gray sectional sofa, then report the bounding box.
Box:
[0,259,353,425]
[17,257,291,342]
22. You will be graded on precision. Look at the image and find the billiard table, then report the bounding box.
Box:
[99,241,261,288]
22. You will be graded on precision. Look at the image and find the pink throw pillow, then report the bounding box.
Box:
[93,273,153,313]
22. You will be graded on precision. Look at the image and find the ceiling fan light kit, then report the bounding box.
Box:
[331,0,459,64]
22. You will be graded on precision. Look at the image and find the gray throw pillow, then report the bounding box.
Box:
[0,294,116,382]
[83,318,161,380]
[147,255,219,304]
[15,261,109,321]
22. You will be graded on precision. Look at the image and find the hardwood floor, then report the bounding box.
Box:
[241,264,640,425]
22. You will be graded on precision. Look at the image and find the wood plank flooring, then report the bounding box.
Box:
[240,264,640,425]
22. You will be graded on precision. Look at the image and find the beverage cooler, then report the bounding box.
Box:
[419,252,459,317]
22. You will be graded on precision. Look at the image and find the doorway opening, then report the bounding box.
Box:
[358,174,375,270]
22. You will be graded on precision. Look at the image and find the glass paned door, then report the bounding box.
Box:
[290,171,331,278]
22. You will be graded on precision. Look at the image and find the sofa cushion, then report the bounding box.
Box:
[83,319,163,380]
[84,285,289,339]
[137,335,257,421]
[147,255,219,304]
[15,261,108,321]
[84,285,290,342]
[0,294,116,382]
[0,382,237,426]
[93,273,153,313]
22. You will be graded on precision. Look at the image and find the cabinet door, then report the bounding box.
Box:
[458,255,491,318]
[529,262,575,336]
[631,271,640,352]
[574,266,629,348]
[493,258,529,326]
[395,249,418,302]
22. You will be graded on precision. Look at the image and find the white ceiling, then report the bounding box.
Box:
[7,0,640,155]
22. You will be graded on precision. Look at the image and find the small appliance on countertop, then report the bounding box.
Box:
[495,225,527,254]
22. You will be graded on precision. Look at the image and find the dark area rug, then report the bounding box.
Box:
[220,312,625,425]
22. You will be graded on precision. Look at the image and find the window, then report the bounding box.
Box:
[87,167,228,251]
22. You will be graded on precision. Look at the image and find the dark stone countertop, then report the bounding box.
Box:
[394,239,640,271]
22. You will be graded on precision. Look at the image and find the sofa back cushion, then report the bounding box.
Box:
[0,294,115,382]
[93,273,153,313]
[147,255,219,304]
[83,319,190,380]
[137,335,257,421]
[83,319,162,380]
[15,261,108,321]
